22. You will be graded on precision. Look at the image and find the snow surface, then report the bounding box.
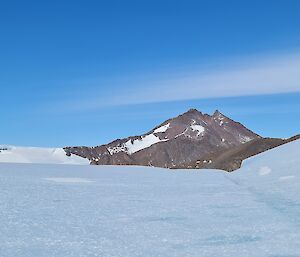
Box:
[153,123,170,133]
[0,139,300,256]
[190,119,205,137]
[0,146,89,164]
[124,134,168,155]
[107,125,170,156]
[190,124,205,136]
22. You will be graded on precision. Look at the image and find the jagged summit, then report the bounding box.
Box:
[180,109,226,120]
[177,108,203,119]
[185,108,202,114]
[213,109,225,117]
[213,109,220,115]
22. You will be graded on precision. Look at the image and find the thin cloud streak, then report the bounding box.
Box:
[55,52,300,112]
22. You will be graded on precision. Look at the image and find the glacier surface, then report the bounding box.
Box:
[0,146,89,164]
[0,140,299,257]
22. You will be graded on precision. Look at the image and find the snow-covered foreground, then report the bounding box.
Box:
[0,140,299,257]
[0,146,89,164]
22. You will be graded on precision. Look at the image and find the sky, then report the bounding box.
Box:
[1,0,300,147]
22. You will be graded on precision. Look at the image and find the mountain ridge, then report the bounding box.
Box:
[1,108,299,171]
[64,109,273,170]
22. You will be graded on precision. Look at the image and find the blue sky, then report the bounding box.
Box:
[1,0,300,147]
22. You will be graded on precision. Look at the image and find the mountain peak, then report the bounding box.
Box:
[213,109,225,117]
[182,109,226,119]
[187,108,199,113]
[183,108,202,116]
[65,109,262,170]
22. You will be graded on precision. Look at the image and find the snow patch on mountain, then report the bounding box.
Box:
[189,119,205,136]
[239,135,252,143]
[153,123,170,133]
[107,128,171,156]
[174,128,188,139]
[190,124,205,136]
[107,145,127,155]
[125,134,168,154]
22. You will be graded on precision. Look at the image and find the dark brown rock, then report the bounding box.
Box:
[64,109,299,171]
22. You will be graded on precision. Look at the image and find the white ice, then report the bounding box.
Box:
[108,125,170,156]
[0,139,300,256]
[153,123,170,133]
[125,134,168,154]
[0,146,89,164]
[190,124,205,136]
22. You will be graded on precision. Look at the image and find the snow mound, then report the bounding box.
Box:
[0,146,89,164]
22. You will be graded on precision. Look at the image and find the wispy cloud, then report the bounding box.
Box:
[53,51,300,112]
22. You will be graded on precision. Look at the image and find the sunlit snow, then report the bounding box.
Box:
[0,146,89,164]
[0,140,299,256]
[153,123,170,133]
[124,134,168,154]
[190,124,205,136]
[44,177,94,183]
[189,119,205,137]
[107,126,170,155]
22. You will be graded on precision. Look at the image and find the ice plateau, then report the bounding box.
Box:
[0,139,299,257]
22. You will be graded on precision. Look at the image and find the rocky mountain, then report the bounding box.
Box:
[64,108,299,171]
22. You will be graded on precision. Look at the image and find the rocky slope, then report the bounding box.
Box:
[180,135,300,171]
